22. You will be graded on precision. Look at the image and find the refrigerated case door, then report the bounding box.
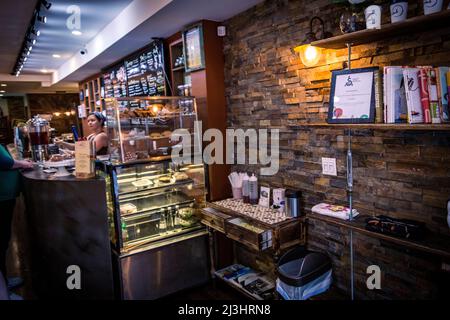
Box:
[115,229,209,299]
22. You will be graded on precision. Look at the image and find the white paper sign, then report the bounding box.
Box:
[75,141,94,178]
[333,71,373,119]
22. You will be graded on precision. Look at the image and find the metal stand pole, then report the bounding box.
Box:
[346,42,355,301]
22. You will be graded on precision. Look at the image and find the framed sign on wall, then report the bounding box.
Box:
[183,22,205,73]
[327,67,378,124]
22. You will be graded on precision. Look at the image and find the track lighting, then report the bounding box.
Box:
[31,28,40,37]
[37,15,47,24]
[12,0,51,75]
[41,0,52,10]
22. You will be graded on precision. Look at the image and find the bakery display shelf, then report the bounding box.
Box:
[121,112,197,121]
[306,212,450,259]
[121,199,195,221]
[118,177,195,197]
[122,224,204,254]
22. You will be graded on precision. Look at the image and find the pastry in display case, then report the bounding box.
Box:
[105,96,197,163]
[97,97,209,299]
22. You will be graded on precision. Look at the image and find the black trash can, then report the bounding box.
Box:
[276,247,332,300]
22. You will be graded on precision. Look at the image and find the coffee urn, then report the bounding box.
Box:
[285,189,301,217]
[27,115,50,163]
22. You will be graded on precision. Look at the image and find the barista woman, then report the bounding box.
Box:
[56,112,108,155]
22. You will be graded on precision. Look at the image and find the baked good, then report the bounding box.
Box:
[158,176,172,184]
[49,154,64,162]
[173,172,189,181]
[150,132,162,139]
[120,203,137,215]
[161,130,172,138]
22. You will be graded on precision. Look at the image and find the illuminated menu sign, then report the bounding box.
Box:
[125,40,166,98]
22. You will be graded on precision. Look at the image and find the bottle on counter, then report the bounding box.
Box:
[249,173,259,205]
[242,173,250,203]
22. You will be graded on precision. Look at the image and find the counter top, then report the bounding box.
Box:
[20,166,102,182]
[7,144,101,182]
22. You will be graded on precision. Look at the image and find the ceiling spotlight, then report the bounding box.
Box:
[37,15,47,23]
[24,57,28,62]
[41,0,52,10]
[27,51,30,56]
[1,84,7,87]
[31,28,40,37]
[41,69,48,73]
[0,94,4,97]
[72,30,82,36]
[0,90,5,93]
[52,54,61,58]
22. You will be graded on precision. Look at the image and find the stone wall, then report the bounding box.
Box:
[223,0,450,299]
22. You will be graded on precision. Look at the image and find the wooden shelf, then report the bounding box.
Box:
[312,10,450,49]
[290,122,450,131]
[172,66,185,72]
[306,213,450,259]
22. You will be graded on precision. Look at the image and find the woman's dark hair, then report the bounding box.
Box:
[89,111,106,126]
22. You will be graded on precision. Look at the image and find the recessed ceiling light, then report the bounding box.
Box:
[0,94,4,97]
[41,69,48,73]
[1,84,6,87]
[72,30,82,36]
[52,54,61,58]
[0,90,5,93]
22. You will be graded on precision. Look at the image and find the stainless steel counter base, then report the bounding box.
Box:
[115,230,210,300]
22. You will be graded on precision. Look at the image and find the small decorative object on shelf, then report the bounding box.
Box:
[339,6,366,33]
[423,0,444,15]
[332,0,366,33]
[364,4,382,29]
[390,0,408,23]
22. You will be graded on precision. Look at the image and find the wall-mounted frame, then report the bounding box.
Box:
[327,67,378,124]
[182,22,205,73]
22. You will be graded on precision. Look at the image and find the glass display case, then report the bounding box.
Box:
[98,96,207,254]
[105,96,199,164]
[97,160,206,254]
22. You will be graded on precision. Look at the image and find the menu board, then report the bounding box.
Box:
[103,63,128,98]
[124,40,166,97]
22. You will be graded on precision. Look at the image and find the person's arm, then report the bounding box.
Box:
[55,139,75,151]
[94,133,108,153]
[0,146,33,170]
[0,151,14,170]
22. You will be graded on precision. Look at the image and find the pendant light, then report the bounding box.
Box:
[294,16,330,67]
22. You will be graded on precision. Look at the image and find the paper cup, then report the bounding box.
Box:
[365,5,382,29]
[232,187,243,199]
[390,2,408,23]
[423,0,443,15]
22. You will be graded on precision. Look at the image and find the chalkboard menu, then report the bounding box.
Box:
[124,40,167,98]
[103,63,128,98]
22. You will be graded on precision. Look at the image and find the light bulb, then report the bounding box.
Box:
[295,44,322,67]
